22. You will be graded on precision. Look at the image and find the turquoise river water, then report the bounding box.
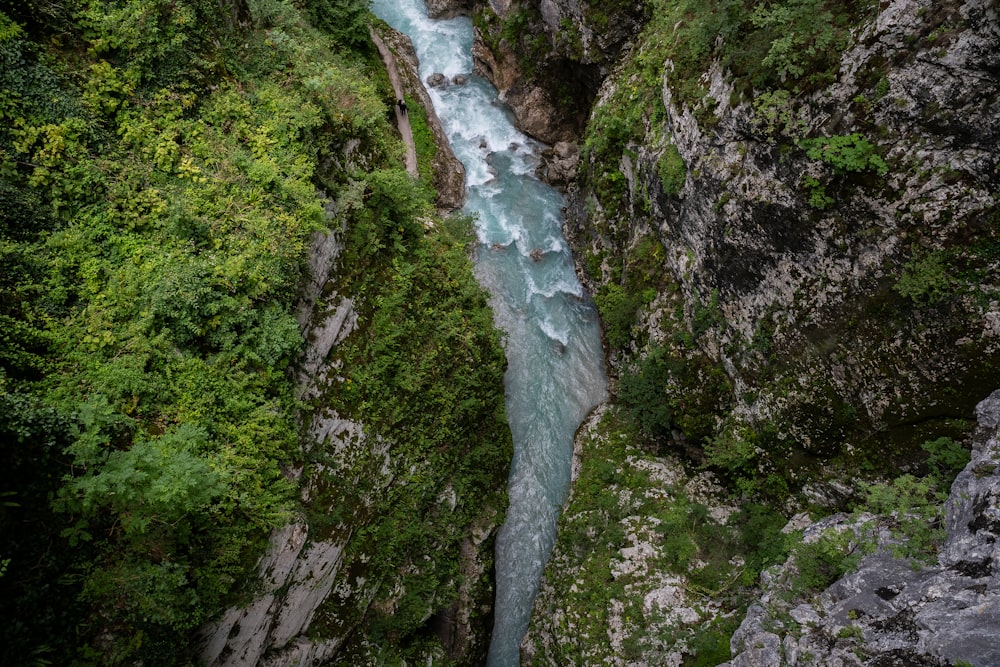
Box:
[370,2,608,664]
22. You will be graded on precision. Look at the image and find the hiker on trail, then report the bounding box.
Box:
[397,98,407,115]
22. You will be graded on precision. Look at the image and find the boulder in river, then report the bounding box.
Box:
[426,72,447,87]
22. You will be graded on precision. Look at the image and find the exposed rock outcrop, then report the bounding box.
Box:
[526,0,1000,663]
[724,389,1000,667]
[373,24,467,211]
[471,0,648,144]
[200,228,365,667]
[571,0,1000,459]
[536,141,581,188]
[425,0,473,20]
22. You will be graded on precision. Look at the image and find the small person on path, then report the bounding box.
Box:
[397,98,407,115]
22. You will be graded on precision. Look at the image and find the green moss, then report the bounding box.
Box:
[404,93,438,192]
[657,143,686,196]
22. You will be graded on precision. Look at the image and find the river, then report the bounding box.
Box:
[369,2,608,664]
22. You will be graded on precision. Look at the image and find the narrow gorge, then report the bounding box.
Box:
[369,2,607,663]
[1,0,999,666]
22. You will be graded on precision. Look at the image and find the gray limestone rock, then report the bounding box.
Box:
[536,140,581,188]
[727,388,1000,667]
[426,72,448,88]
[567,0,1000,450]
[424,0,472,20]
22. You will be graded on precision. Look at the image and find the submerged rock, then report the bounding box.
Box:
[426,72,448,88]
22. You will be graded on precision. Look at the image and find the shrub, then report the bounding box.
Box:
[657,143,686,196]
[799,133,888,175]
[594,283,638,349]
[300,0,372,51]
[921,436,969,485]
[894,251,953,304]
[619,345,679,437]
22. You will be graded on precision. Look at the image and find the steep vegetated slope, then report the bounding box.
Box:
[468,0,1000,664]
[0,1,510,665]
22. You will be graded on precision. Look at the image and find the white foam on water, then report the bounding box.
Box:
[371,2,607,665]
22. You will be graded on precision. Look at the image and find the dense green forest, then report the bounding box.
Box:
[0,1,510,664]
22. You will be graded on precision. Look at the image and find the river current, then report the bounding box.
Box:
[369,2,608,664]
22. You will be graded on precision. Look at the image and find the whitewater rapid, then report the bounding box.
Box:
[370,3,608,664]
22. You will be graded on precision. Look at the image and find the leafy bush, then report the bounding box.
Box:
[799,133,888,175]
[749,0,847,84]
[894,251,953,304]
[789,529,860,596]
[299,0,372,50]
[862,474,947,563]
[921,436,969,485]
[620,345,731,443]
[619,345,679,437]
[595,283,638,349]
[657,142,686,196]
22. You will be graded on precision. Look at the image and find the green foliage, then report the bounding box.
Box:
[751,89,803,138]
[749,0,850,84]
[874,75,890,99]
[594,283,638,349]
[921,436,969,485]
[0,0,430,662]
[657,143,686,196]
[799,133,888,175]
[405,93,438,191]
[703,426,759,488]
[685,615,741,666]
[619,345,732,443]
[788,529,859,596]
[77,0,233,86]
[861,474,947,563]
[62,424,225,536]
[738,504,793,582]
[895,250,953,304]
[0,388,86,665]
[592,234,668,349]
[300,0,372,50]
[619,345,678,437]
[784,439,964,598]
[796,133,886,208]
[802,174,834,209]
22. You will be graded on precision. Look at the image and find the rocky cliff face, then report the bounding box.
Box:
[571,0,1000,478]
[520,0,1000,663]
[470,0,649,143]
[725,388,1000,667]
[198,51,510,660]
[201,220,508,666]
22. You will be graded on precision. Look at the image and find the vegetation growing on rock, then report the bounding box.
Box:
[518,0,999,663]
[0,1,510,664]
